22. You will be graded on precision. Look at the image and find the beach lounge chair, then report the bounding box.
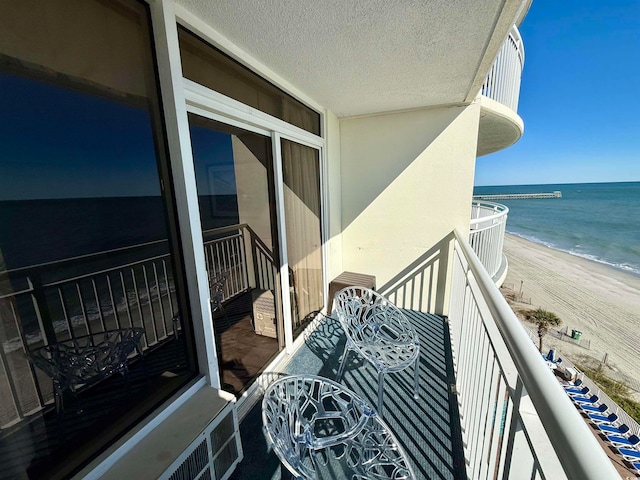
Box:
[605,434,639,448]
[597,423,629,435]
[617,447,640,461]
[572,394,599,405]
[563,378,582,388]
[565,386,589,396]
[588,412,618,424]
[579,403,608,414]
[632,462,640,474]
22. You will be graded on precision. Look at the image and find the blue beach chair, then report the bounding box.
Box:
[617,447,640,461]
[579,403,608,414]
[565,386,589,396]
[606,434,639,448]
[563,378,582,389]
[597,423,629,435]
[588,412,618,424]
[572,394,599,405]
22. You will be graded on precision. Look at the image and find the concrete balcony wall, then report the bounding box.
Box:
[325,110,344,283]
[339,103,481,316]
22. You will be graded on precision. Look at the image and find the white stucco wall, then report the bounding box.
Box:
[339,103,480,314]
[325,110,343,282]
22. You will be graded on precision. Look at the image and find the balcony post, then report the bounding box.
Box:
[500,377,523,480]
[28,273,57,346]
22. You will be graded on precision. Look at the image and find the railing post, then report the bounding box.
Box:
[501,377,523,480]
[0,308,25,418]
[248,227,259,289]
[28,273,57,346]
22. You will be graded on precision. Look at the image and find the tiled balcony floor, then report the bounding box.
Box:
[230,310,466,479]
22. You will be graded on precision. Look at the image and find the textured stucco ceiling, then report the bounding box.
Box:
[174,0,524,117]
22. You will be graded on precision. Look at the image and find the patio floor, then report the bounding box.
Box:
[230,309,466,480]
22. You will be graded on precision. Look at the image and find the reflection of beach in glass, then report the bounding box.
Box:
[0,1,198,475]
[188,114,281,394]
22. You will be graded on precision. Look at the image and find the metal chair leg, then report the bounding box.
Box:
[414,357,420,400]
[336,346,351,381]
[377,371,385,415]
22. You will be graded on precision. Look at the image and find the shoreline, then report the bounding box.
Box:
[502,233,640,392]
[506,230,640,279]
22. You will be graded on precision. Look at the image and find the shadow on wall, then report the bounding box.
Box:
[378,232,454,315]
[340,106,467,230]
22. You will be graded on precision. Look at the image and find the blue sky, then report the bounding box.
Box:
[475,0,640,186]
[0,72,162,200]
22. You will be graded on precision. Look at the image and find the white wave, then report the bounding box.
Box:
[507,229,640,277]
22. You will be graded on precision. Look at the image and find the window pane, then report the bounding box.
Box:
[281,140,324,338]
[178,26,321,136]
[0,1,197,478]
[188,114,283,395]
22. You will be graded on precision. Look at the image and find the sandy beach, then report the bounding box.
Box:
[502,233,640,394]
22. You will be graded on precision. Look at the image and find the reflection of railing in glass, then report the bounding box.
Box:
[0,223,278,428]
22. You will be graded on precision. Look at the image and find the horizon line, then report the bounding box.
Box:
[474,180,640,188]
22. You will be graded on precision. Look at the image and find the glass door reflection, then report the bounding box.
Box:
[188,114,283,395]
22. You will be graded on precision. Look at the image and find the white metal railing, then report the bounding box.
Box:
[449,230,620,480]
[469,201,509,281]
[481,25,525,112]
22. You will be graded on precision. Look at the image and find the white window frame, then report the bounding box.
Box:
[83,1,330,475]
[173,1,328,375]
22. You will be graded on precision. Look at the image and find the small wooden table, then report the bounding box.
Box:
[327,271,376,313]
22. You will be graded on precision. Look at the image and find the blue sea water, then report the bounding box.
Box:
[473,182,640,277]
[0,195,239,271]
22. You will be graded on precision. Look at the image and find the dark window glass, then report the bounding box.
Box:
[178,26,321,136]
[0,1,197,478]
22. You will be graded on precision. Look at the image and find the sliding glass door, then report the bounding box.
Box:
[281,139,324,338]
[187,114,283,394]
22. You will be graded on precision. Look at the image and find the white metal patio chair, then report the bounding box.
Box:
[333,286,420,415]
[261,375,416,480]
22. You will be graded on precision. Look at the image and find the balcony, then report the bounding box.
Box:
[231,230,622,479]
[1,228,628,478]
[470,200,509,285]
[477,25,525,156]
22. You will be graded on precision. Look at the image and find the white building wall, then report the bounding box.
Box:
[325,110,343,282]
[339,103,480,314]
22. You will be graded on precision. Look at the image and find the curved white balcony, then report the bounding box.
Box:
[482,25,524,111]
[469,201,509,284]
[477,25,525,156]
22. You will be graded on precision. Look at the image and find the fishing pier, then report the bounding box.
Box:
[473,191,562,200]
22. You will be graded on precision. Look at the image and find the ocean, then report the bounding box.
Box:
[0,195,239,271]
[0,195,240,353]
[473,182,640,277]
